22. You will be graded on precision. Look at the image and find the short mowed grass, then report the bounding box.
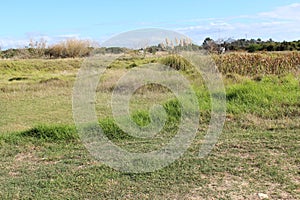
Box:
[0,57,299,199]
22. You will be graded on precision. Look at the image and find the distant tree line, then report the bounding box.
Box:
[145,37,300,54]
[1,37,300,59]
[0,39,127,59]
[202,37,300,53]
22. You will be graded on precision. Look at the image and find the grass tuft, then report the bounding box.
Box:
[99,118,132,140]
[159,55,191,71]
[20,124,78,141]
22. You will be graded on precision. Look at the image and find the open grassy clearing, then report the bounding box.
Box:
[0,55,299,199]
[0,123,299,199]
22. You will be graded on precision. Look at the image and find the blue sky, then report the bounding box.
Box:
[1,0,300,49]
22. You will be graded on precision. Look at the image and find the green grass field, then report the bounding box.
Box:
[0,55,299,199]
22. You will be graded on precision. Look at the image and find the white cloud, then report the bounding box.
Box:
[0,32,53,49]
[175,3,300,43]
[0,33,86,50]
[0,38,28,49]
[176,25,204,31]
[56,34,80,39]
[259,3,300,20]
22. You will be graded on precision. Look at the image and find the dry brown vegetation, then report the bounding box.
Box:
[47,39,92,58]
[213,51,300,76]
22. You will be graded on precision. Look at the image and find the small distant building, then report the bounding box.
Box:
[219,47,226,54]
[138,49,144,54]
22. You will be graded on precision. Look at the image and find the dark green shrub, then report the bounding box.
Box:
[247,44,260,53]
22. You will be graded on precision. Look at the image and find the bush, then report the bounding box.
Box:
[0,48,32,59]
[247,44,261,53]
[159,55,191,70]
[47,39,92,58]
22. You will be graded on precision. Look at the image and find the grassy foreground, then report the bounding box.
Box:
[0,56,299,199]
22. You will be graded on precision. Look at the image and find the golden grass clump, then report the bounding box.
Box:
[213,52,300,76]
[48,39,92,58]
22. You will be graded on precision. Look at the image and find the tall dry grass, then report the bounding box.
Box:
[48,39,92,58]
[213,52,300,76]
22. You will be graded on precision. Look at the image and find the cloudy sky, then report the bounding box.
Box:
[1,0,300,49]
